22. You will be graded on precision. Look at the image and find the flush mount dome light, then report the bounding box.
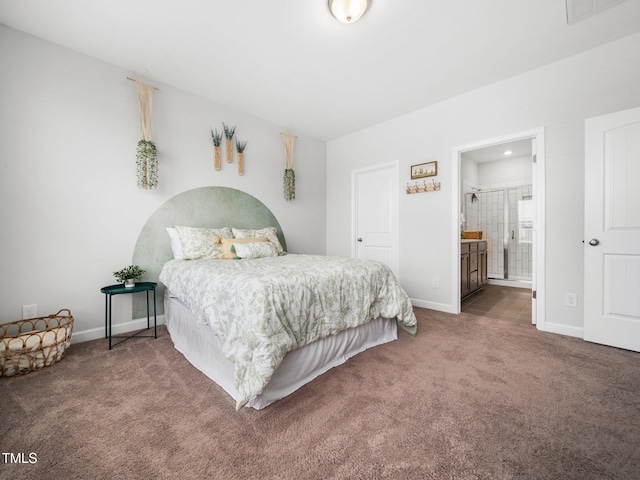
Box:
[328,0,371,23]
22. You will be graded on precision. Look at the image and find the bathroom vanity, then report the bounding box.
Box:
[461,240,488,299]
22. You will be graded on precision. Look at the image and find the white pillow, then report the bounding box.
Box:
[166,227,184,260]
[232,227,284,254]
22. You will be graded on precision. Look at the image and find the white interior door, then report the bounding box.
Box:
[584,106,640,352]
[353,163,399,278]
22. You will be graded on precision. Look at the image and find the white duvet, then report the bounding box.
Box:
[159,254,417,409]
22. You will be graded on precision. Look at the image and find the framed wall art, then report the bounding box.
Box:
[411,161,437,179]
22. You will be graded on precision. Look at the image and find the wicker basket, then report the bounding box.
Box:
[462,231,483,240]
[0,309,74,377]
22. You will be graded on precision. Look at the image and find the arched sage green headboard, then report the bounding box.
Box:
[132,187,286,319]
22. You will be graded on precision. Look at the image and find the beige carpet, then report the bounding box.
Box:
[2,308,639,479]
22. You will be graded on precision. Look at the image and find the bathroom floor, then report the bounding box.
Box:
[462,284,532,324]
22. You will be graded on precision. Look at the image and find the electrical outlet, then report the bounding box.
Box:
[565,293,577,308]
[432,278,439,289]
[22,304,37,319]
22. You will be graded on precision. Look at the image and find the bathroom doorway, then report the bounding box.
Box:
[461,139,533,288]
[453,129,546,330]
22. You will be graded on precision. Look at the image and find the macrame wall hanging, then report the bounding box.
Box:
[129,77,159,189]
[281,133,297,201]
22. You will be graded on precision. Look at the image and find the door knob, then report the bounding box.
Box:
[588,238,600,246]
[357,237,363,242]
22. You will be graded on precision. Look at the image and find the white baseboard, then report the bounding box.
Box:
[487,279,532,289]
[410,296,585,341]
[411,298,458,314]
[71,315,165,344]
[542,321,583,339]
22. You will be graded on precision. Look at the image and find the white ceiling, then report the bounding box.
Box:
[2,0,640,141]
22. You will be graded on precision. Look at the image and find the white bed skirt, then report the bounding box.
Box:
[164,291,398,409]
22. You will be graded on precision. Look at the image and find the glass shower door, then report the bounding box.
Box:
[464,185,532,282]
[508,185,533,281]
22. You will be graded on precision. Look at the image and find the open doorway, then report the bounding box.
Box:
[461,139,533,289]
[452,129,546,330]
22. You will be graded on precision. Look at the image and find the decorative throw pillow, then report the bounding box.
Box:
[173,226,233,260]
[231,227,284,254]
[219,237,269,259]
[233,241,279,259]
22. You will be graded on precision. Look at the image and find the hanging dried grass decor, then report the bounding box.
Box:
[211,128,223,170]
[223,122,236,163]
[132,79,159,189]
[236,139,248,175]
[281,133,297,201]
[284,168,295,201]
[136,140,157,189]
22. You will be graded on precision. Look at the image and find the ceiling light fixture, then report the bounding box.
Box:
[328,0,371,24]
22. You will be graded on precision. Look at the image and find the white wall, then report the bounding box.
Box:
[477,155,532,186]
[0,25,326,340]
[460,158,479,189]
[327,32,640,335]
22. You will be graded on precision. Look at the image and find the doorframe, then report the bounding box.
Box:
[351,161,400,279]
[451,128,546,331]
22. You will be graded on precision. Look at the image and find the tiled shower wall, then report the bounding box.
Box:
[464,183,532,280]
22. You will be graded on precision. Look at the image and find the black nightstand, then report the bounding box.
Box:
[100,282,157,349]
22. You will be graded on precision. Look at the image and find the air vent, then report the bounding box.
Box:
[566,0,624,24]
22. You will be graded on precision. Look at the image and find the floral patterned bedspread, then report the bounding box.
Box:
[159,254,417,409]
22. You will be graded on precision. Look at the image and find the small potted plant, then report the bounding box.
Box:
[113,265,146,288]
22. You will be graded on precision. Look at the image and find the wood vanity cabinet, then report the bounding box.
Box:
[461,240,488,299]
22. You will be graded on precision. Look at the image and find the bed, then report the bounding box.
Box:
[133,187,417,410]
